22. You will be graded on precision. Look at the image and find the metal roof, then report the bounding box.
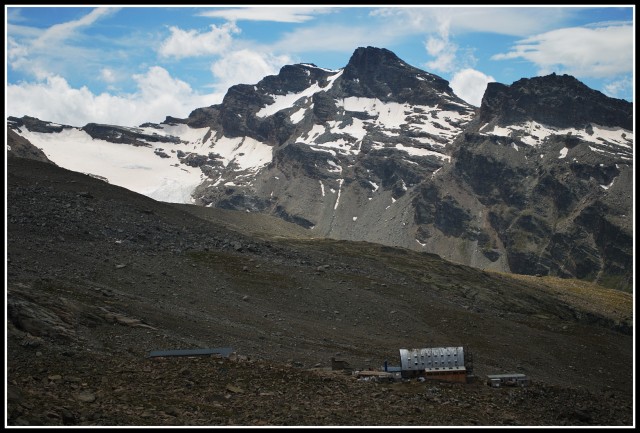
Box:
[399,347,465,371]
[487,373,528,379]
[147,347,234,358]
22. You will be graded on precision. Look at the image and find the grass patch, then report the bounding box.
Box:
[496,272,632,324]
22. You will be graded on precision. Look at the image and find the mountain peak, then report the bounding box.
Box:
[345,46,405,71]
[480,73,633,130]
[342,46,460,105]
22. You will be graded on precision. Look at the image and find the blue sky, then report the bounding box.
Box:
[5,5,635,127]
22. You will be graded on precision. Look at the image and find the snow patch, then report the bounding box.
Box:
[483,121,633,151]
[334,179,344,210]
[256,70,343,118]
[300,63,340,73]
[395,143,451,161]
[210,135,273,170]
[600,179,615,190]
[158,124,210,145]
[328,117,368,142]
[309,138,357,156]
[289,107,306,124]
[338,97,409,130]
[308,146,337,157]
[558,147,568,159]
[18,128,203,203]
[327,158,342,173]
[299,124,325,144]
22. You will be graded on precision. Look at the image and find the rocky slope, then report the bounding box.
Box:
[6,155,634,427]
[7,128,53,163]
[7,47,633,291]
[419,73,634,291]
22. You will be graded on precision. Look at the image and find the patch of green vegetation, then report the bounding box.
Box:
[597,274,632,293]
[495,271,632,323]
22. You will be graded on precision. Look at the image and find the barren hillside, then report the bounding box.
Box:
[6,156,634,427]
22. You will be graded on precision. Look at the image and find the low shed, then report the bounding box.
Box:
[487,373,529,387]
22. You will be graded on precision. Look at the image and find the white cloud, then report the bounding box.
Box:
[32,7,118,49]
[6,68,223,127]
[272,24,378,54]
[100,68,117,83]
[422,15,477,74]
[7,8,120,80]
[6,22,43,38]
[198,7,333,23]
[603,76,632,99]
[133,66,191,99]
[425,37,447,56]
[450,68,495,107]
[492,24,633,78]
[158,22,240,59]
[7,36,28,62]
[371,6,582,37]
[424,29,458,73]
[210,49,292,93]
[7,7,28,23]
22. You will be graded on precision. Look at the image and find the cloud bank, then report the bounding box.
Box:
[6,68,223,127]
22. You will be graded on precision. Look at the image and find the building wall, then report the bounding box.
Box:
[424,370,468,383]
[399,347,465,372]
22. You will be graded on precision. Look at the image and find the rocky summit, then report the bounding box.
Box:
[7,46,633,292]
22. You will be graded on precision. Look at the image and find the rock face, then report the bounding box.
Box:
[479,73,633,130]
[340,46,454,105]
[81,123,182,146]
[6,46,633,291]
[443,74,633,290]
[7,128,54,164]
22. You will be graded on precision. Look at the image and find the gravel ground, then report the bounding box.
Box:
[6,157,634,427]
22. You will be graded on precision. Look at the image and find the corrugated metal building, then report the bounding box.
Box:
[400,347,465,371]
[399,347,467,382]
